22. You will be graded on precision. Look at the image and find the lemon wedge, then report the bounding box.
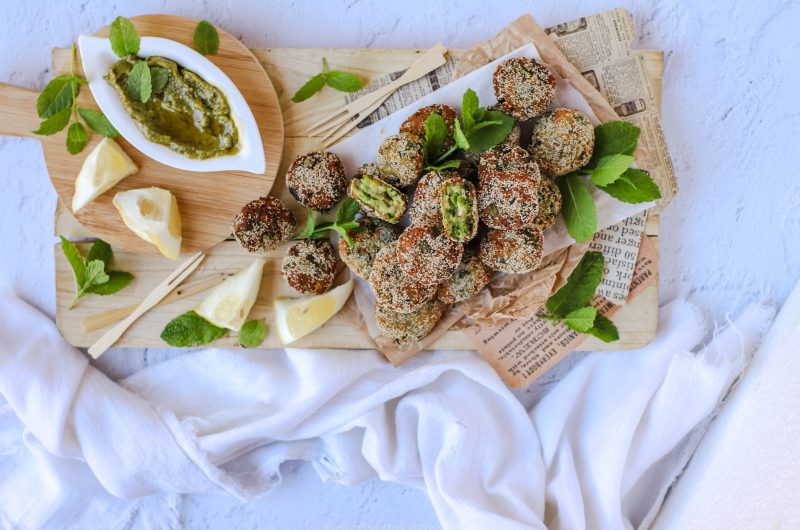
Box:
[196,258,266,330]
[274,280,354,345]
[72,137,139,213]
[113,187,182,260]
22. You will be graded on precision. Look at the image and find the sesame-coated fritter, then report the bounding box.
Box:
[376,132,426,188]
[438,250,490,304]
[478,144,541,182]
[375,298,444,344]
[400,104,457,149]
[477,170,540,230]
[493,57,556,121]
[286,151,347,211]
[409,170,456,226]
[349,171,408,224]
[397,223,464,285]
[533,178,562,230]
[281,239,338,295]
[479,226,544,273]
[232,196,296,255]
[338,218,400,279]
[369,241,436,313]
[529,108,595,176]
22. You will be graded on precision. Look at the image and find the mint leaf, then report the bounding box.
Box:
[546,250,604,317]
[86,271,133,295]
[463,110,514,153]
[60,236,86,290]
[326,71,364,92]
[453,118,470,150]
[427,159,462,171]
[87,239,113,267]
[558,173,597,243]
[110,16,140,57]
[161,311,227,347]
[461,88,479,130]
[37,75,77,119]
[586,313,619,342]
[149,66,170,93]
[423,113,448,163]
[239,319,268,348]
[295,210,316,240]
[33,108,71,136]
[587,154,634,186]
[78,107,119,137]
[562,306,598,332]
[336,197,360,225]
[598,168,661,204]
[292,73,326,103]
[85,259,110,286]
[588,121,640,167]
[127,61,152,103]
[193,20,219,55]
[66,122,88,155]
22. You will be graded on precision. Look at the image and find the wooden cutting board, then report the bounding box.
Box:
[0,15,283,255]
[52,46,659,350]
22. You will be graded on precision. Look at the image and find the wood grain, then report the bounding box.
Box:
[53,47,659,351]
[3,15,284,256]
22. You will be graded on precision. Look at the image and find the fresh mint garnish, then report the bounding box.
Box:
[294,197,362,245]
[78,107,119,138]
[558,173,597,243]
[541,251,619,342]
[66,122,88,154]
[109,16,140,57]
[33,44,112,154]
[291,58,364,103]
[588,121,640,166]
[126,61,152,103]
[193,20,220,55]
[453,88,514,153]
[584,153,635,187]
[597,168,661,203]
[60,237,133,309]
[239,319,268,348]
[160,310,227,347]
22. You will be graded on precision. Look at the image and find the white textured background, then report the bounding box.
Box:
[1,0,799,528]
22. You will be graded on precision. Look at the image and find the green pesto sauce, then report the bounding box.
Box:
[105,55,239,159]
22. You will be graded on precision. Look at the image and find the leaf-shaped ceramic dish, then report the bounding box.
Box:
[78,35,265,174]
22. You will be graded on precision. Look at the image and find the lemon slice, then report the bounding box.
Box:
[72,138,139,213]
[274,280,354,345]
[113,187,182,260]
[196,258,266,330]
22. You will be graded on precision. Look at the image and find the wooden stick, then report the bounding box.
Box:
[87,252,205,358]
[81,272,226,333]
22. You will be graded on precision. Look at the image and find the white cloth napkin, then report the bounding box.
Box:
[0,290,774,530]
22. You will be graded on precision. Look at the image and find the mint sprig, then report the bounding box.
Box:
[541,251,619,342]
[33,44,115,154]
[60,237,133,309]
[294,197,362,245]
[291,58,364,103]
[453,88,514,153]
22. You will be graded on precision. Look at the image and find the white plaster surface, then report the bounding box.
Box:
[1,0,799,528]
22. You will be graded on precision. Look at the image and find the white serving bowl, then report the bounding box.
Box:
[78,35,265,174]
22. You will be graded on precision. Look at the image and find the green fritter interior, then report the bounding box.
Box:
[351,175,406,223]
[441,182,475,241]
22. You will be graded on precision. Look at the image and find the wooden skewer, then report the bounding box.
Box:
[87,252,206,358]
[81,272,226,333]
[305,43,448,139]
